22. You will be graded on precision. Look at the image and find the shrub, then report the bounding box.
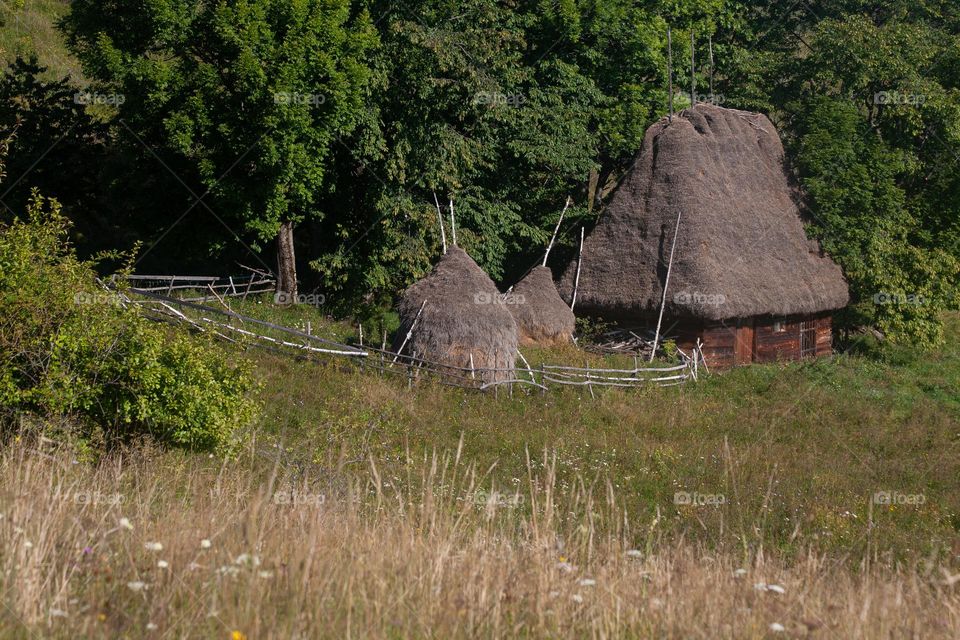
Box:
[0,193,259,450]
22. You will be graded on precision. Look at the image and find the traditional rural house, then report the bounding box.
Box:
[560,104,849,368]
[394,247,518,382]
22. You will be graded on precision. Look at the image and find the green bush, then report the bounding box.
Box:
[0,193,259,450]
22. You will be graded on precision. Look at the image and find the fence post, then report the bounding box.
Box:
[166,276,175,296]
[540,363,546,395]
[586,361,595,399]
[243,277,254,301]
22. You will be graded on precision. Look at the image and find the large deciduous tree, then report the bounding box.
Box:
[63,0,377,299]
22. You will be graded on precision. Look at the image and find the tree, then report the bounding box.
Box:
[63,0,378,299]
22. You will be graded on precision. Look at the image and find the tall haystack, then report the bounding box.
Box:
[559,104,849,367]
[393,247,518,383]
[507,266,575,346]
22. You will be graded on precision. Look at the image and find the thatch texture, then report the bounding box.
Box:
[393,247,518,383]
[507,266,576,346]
[559,104,849,321]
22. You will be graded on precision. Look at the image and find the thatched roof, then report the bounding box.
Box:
[393,247,518,383]
[507,266,575,346]
[559,104,849,322]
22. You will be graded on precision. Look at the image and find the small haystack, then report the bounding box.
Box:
[507,266,575,346]
[393,247,518,383]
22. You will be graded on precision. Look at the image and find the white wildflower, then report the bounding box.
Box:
[733,568,747,577]
[754,582,768,591]
[767,584,786,594]
[23,540,33,549]
[571,594,583,603]
[234,553,261,567]
[625,549,643,558]
[49,608,68,618]
[157,560,169,569]
[119,517,133,530]
[146,622,158,631]
[257,570,274,579]
[127,581,146,592]
[144,542,163,552]
[769,622,785,632]
[578,578,596,587]
[200,539,212,549]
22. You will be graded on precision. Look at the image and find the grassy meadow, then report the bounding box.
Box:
[2,298,957,638]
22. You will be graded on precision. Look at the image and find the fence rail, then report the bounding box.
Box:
[111,275,705,396]
[118,273,276,302]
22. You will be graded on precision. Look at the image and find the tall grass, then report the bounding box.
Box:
[1,438,957,639]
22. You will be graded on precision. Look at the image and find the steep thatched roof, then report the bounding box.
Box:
[393,247,518,383]
[507,266,575,346]
[559,104,849,321]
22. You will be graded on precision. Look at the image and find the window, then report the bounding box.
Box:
[773,319,786,333]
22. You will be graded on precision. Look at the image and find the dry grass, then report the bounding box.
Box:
[1,438,957,639]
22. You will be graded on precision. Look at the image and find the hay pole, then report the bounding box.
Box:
[433,191,447,254]
[690,30,696,107]
[667,26,673,122]
[516,349,537,384]
[570,226,585,311]
[392,299,427,364]
[469,353,476,380]
[542,196,572,266]
[449,198,458,246]
[650,210,682,362]
[708,34,714,99]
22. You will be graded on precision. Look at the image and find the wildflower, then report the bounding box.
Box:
[200,539,212,549]
[754,582,768,591]
[157,560,169,569]
[144,542,163,552]
[97,613,107,622]
[82,547,93,555]
[571,594,583,603]
[146,622,158,631]
[650,597,664,609]
[733,568,747,578]
[234,553,261,567]
[119,517,133,530]
[578,578,596,587]
[49,608,68,618]
[769,622,785,632]
[767,584,786,594]
[127,581,146,592]
[232,631,247,640]
[625,549,643,558]
[257,570,274,579]
[23,540,33,549]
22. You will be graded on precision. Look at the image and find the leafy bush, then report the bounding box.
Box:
[0,193,259,450]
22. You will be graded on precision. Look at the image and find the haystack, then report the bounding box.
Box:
[393,247,518,383]
[507,266,575,346]
[559,103,848,321]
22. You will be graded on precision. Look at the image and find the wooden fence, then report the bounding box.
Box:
[118,273,276,302]
[108,276,704,396]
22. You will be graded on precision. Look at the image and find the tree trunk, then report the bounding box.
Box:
[275,220,297,304]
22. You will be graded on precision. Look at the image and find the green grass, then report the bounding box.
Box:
[229,304,960,564]
[0,0,81,81]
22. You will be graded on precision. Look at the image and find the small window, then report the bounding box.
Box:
[773,319,786,333]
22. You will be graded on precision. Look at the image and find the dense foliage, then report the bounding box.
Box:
[0,0,957,344]
[0,193,259,450]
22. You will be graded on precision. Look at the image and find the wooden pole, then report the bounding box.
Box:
[449,199,458,246]
[393,299,427,364]
[650,211,682,362]
[516,348,537,383]
[708,35,714,100]
[543,196,572,266]
[690,31,696,107]
[570,227,585,311]
[667,26,673,122]
[433,191,447,254]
